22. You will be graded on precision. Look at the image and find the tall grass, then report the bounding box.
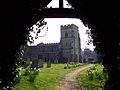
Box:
[76,64,108,90]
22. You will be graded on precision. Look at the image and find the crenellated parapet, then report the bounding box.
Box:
[44,43,59,45]
[61,24,78,30]
[37,42,60,46]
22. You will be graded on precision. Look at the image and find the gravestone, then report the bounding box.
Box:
[47,60,51,68]
[30,60,38,68]
[38,59,44,68]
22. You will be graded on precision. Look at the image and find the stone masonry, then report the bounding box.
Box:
[23,24,82,63]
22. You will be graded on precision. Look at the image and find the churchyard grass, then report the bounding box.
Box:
[15,63,88,90]
[76,64,108,90]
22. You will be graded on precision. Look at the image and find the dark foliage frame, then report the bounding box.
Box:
[0,0,120,89]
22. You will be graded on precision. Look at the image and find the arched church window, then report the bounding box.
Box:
[71,30,74,37]
[65,32,68,37]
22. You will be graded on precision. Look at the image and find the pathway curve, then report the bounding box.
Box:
[54,64,93,90]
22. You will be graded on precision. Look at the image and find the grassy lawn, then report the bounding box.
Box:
[76,64,108,90]
[15,63,88,90]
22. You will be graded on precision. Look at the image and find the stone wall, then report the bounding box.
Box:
[60,24,82,63]
[23,24,82,65]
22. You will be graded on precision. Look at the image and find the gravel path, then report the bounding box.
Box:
[54,64,93,90]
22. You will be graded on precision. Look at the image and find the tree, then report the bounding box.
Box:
[67,0,120,89]
[0,0,50,89]
[1,0,120,89]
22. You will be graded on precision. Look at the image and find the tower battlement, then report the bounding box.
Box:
[43,43,59,45]
[61,24,78,30]
[37,42,59,46]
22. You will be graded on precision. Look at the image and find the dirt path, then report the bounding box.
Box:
[54,64,93,90]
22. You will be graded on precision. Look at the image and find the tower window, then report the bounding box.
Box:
[65,32,68,37]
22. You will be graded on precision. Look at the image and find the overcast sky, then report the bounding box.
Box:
[29,0,95,51]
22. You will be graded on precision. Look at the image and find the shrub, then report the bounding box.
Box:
[89,66,96,70]
[68,66,71,69]
[64,66,67,69]
[15,75,21,84]
[77,64,107,90]
[95,72,103,80]
[28,74,36,83]
[76,64,79,67]
[33,69,39,75]
[87,70,94,80]
[73,64,76,68]
[28,68,40,82]
[23,68,31,76]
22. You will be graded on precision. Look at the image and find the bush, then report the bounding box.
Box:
[64,66,67,69]
[21,67,40,83]
[33,69,39,75]
[23,68,31,76]
[15,75,21,84]
[89,66,96,70]
[76,64,81,67]
[95,72,103,80]
[68,66,71,69]
[27,68,40,82]
[28,74,36,83]
[87,70,94,80]
[77,64,107,90]
[73,64,76,68]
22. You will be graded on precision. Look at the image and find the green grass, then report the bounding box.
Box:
[76,64,108,90]
[15,63,88,90]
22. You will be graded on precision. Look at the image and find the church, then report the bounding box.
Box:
[23,24,82,63]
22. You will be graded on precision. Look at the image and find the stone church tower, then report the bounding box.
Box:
[60,24,82,63]
[23,24,82,64]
